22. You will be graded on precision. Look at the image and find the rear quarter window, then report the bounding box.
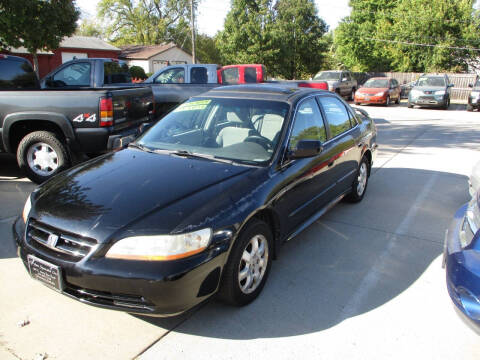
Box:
[0,58,38,90]
[104,62,131,84]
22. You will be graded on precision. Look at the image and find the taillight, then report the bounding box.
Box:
[0,54,7,59]
[100,97,113,127]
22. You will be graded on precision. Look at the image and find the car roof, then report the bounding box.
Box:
[200,84,328,103]
[367,77,390,80]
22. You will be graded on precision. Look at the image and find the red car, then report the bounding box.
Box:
[218,64,267,84]
[354,77,401,106]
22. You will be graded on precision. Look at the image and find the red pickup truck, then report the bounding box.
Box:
[218,64,328,90]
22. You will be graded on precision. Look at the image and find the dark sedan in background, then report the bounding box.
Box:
[14,85,377,316]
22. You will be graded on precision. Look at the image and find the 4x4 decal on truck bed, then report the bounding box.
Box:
[73,113,96,123]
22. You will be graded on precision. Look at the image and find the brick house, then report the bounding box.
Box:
[1,36,120,78]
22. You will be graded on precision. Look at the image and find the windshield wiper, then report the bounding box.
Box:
[128,142,154,153]
[169,150,235,164]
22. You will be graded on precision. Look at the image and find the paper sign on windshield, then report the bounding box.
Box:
[176,100,211,112]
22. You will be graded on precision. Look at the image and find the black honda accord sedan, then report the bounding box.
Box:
[14,85,377,316]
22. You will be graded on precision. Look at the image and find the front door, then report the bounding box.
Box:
[274,97,338,236]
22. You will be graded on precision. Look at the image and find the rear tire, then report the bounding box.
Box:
[349,88,356,101]
[385,96,391,107]
[395,96,400,104]
[16,131,70,184]
[407,102,413,108]
[346,156,369,203]
[218,219,273,306]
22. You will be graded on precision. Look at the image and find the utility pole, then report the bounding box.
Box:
[190,0,196,64]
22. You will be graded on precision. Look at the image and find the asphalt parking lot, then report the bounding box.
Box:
[1,102,479,360]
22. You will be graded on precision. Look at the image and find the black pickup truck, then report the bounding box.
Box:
[0,55,154,183]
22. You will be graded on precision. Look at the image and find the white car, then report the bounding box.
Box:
[470,160,480,197]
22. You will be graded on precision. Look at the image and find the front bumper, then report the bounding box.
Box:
[445,204,480,329]
[13,217,230,316]
[409,96,446,107]
[354,94,387,104]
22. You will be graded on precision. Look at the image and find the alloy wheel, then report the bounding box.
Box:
[357,162,368,196]
[238,234,269,294]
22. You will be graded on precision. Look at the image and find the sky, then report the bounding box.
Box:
[78,0,351,37]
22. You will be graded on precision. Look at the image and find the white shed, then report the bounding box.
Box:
[119,43,194,74]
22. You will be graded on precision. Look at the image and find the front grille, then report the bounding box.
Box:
[64,285,155,312]
[27,219,97,260]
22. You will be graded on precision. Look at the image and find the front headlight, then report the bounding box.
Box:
[22,195,31,223]
[106,228,212,261]
[374,91,386,97]
[410,89,421,97]
[435,90,446,96]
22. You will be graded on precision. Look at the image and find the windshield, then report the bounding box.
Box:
[136,97,290,164]
[417,77,446,87]
[314,72,341,81]
[363,79,389,88]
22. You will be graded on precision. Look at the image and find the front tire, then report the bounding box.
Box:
[385,96,391,106]
[346,156,369,203]
[218,219,273,306]
[467,104,474,112]
[16,131,70,184]
[349,88,356,101]
[443,98,450,110]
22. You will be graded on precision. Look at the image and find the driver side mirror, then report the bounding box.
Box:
[448,84,454,88]
[289,140,322,159]
[138,122,152,135]
[469,83,474,88]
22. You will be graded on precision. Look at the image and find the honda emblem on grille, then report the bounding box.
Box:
[47,234,59,248]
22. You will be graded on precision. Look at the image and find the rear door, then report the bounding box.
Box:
[317,95,361,196]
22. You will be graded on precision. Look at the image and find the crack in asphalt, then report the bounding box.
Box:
[319,218,442,245]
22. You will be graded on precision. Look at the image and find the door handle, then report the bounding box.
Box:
[358,142,364,148]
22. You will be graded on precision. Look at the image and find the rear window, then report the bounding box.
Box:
[221,68,239,84]
[191,67,208,84]
[104,61,131,84]
[244,67,257,83]
[0,58,38,90]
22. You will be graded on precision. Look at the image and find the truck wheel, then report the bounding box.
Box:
[467,104,474,112]
[17,131,70,184]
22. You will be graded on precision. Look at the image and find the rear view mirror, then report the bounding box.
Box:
[290,140,322,159]
[449,84,454,88]
[469,83,474,88]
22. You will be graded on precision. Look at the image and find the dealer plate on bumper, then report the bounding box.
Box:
[27,255,64,292]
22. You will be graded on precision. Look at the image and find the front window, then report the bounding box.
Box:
[154,68,185,83]
[314,71,341,81]
[363,79,389,88]
[417,77,446,87]
[136,97,290,164]
[53,63,91,86]
[289,98,326,151]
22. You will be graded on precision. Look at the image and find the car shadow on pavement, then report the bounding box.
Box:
[136,167,470,340]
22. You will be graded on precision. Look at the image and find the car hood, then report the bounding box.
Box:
[357,87,388,95]
[32,148,253,242]
[412,86,445,92]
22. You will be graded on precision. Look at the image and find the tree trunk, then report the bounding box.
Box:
[32,52,39,78]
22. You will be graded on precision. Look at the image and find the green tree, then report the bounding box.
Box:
[274,0,328,79]
[217,0,329,78]
[98,0,191,46]
[217,0,279,69]
[334,0,398,72]
[76,19,104,38]
[0,0,79,75]
[386,0,479,72]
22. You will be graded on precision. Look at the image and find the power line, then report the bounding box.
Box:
[365,37,480,52]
